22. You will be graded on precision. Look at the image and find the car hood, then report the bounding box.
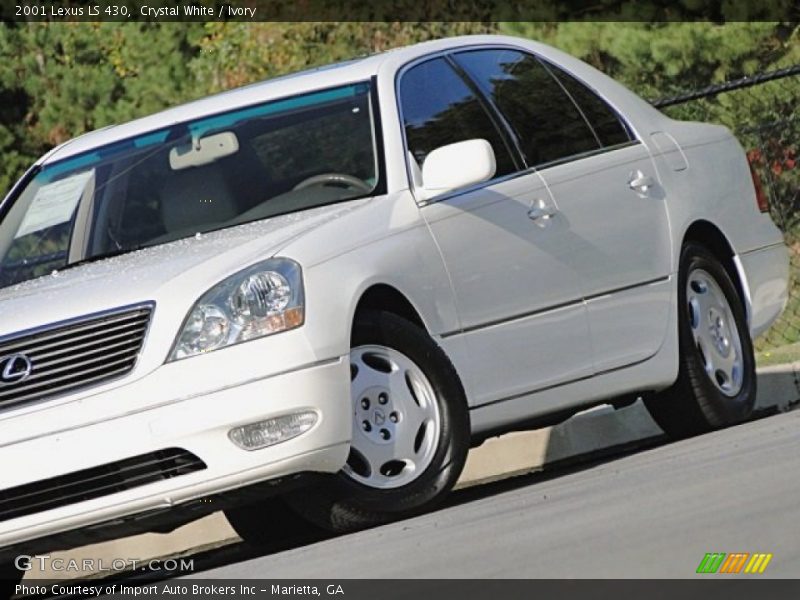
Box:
[0,201,365,337]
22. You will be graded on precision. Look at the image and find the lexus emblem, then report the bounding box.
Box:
[0,353,33,385]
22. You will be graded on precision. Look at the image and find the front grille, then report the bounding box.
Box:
[0,448,206,523]
[0,305,152,410]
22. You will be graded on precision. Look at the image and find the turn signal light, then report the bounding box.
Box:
[229,411,318,451]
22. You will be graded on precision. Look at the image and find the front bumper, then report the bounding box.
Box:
[0,353,351,550]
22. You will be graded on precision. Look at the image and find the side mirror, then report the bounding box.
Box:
[419,139,496,201]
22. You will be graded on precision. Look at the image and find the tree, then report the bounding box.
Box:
[0,23,203,192]
[187,22,494,93]
[1,21,797,196]
[500,22,799,127]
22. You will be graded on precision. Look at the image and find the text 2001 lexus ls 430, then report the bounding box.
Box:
[0,35,788,568]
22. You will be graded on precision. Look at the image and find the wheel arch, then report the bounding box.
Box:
[351,283,427,337]
[348,280,475,402]
[681,220,749,323]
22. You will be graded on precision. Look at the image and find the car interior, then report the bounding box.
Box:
[90,91,378,259]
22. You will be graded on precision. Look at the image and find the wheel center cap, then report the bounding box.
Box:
[372,408,386,426]
[708,309,731,356]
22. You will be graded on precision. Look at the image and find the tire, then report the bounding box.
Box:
[285,310,470,532]
[224,497,326,547]
[645,243,756,438]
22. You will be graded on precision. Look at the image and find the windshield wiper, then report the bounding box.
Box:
[60,245,146,272]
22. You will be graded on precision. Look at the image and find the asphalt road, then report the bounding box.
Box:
[185,408,800,579]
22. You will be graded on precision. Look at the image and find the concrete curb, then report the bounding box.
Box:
[459,362,800,486]
[23,364,800,580]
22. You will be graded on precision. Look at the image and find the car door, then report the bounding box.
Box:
[530,60,673,372]
[398,56,593,407]
[452,48,672,374]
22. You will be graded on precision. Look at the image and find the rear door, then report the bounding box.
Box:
[452,48,672,374]
[398,56,593,407]
[532,61,672,371]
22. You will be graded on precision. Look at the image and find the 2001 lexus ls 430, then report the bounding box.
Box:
[0,35,789,564]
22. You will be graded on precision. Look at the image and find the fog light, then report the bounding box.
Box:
[228,411,318,451]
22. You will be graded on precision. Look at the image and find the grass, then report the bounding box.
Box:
[756,342,800,367]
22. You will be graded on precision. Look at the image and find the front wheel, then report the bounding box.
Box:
[645,243,756,438]
[286,310,470,532]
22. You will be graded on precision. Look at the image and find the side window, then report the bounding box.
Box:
[547,63,632,147]
[452,49,600,167]
[399,57,516,179]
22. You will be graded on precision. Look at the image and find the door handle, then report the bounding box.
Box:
[628,170,655,194]
[527,198,558,222]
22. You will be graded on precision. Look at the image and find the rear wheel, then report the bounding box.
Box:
[645,243,756,438]
[286,310,470,532]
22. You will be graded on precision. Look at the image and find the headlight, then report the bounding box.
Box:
[170,257,304,361]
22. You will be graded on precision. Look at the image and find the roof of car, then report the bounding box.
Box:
[42,35,529,166]
[39,36,512,164]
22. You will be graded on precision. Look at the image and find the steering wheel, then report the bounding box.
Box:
[292,172,372,193]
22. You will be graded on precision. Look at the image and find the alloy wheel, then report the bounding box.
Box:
[345,345,442,489]
[686,268,745,397]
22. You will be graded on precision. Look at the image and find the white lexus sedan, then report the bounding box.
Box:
[0,35,789,572]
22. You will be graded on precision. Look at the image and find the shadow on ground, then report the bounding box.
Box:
[27,368,797,598]
[79,434,677,590]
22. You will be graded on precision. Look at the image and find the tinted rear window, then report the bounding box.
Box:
[548,63,632,147]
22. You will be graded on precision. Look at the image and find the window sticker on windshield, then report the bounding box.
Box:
[16,170,95,238]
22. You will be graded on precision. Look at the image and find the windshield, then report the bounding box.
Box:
[0,82,380,288]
